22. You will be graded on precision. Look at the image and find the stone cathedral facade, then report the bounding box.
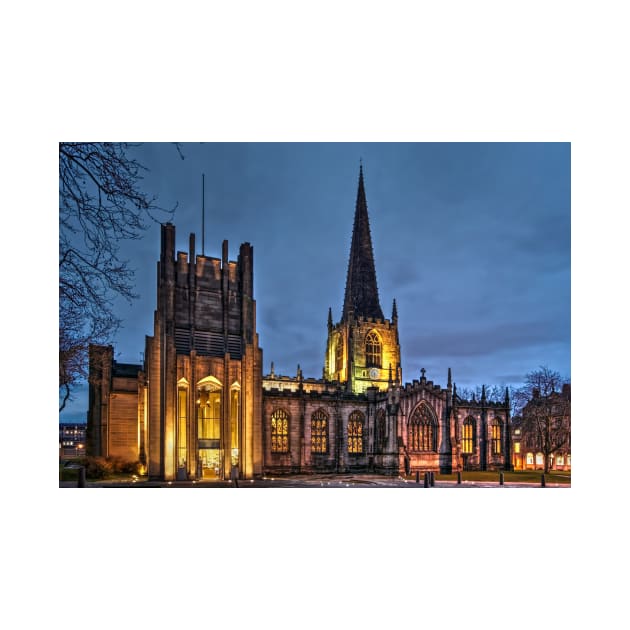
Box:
[87,166,511,481]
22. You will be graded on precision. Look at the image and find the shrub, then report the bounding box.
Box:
[80,456,143,479]
[84,456,114,479]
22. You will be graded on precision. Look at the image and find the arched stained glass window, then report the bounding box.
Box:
[491,418,503,455]
[365,331,381,368]
[311,409,328,454]
[271,409,289,453]
[335,334,343,373]
[408,403,437,452]
[462,417,475,454]
[348,411,365,454]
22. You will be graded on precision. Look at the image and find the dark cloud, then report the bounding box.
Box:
[60,143,570,421]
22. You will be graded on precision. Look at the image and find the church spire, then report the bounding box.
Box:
[342,163,384,322]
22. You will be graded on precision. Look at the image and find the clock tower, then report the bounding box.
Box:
[324,165,401,394]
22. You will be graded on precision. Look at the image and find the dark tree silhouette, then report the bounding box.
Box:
[59,142,174,411]
[512,366,571,473]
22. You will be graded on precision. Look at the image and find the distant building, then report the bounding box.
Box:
[511,384,571,471]
[88,166,513,480]
[59,423,86,459]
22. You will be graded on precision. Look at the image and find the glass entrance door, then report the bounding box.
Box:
[199,446,223,479]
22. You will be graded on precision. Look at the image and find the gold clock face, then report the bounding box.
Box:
[369,368,379,379]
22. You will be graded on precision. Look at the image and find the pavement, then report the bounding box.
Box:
[59,473,569,489]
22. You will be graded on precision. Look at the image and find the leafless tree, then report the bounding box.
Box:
[59,143,174,411]
[512,366,571,473]
[456,384,507,404]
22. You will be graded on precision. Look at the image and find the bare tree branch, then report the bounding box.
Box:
[59,142,173,410]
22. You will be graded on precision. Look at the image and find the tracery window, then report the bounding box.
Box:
[365,331,381,368]
[335,335,343,373]
[491,418,503,455]
[376,409,387,451]
[271,409,289,453]
[348,411,365,454]
[408,403,437,452]
[311,409,328,454]
[177,387,188,467]
[462,417,475,454]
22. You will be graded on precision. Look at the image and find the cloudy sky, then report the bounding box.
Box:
[59,142,570,421]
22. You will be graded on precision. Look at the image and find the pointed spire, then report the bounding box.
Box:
[447,367,452,388]
[505,386,510,406]
[392,298,398,321]
[342,163,384,321]
[481,384,487,403]
[327,306,333,332]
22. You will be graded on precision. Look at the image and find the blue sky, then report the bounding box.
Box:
[59,142,570,422]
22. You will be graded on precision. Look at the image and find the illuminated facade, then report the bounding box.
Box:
[324,167,401,394]
[88,166,512,480]
[88,227,263,480]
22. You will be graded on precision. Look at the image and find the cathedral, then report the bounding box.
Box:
[87,166,512,481]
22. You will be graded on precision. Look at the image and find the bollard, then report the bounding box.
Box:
[423,472,429,488]
[541,473,546,488]
[415,470,420,484]
[78,466,86,488]
[431,471,435,487]
[457,471,462,485]
[499,472,504,486]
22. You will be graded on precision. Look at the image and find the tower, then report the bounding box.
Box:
[324,165,401,393]
[143,223,263,481]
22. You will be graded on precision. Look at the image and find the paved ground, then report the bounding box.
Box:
[60,473,569,489]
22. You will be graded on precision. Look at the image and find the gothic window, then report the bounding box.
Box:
[335,335,343,373]
[365,331,381,368]
[177,387,188,467]
[311,409,328,454]
[376,409,387,450]
[271,409,289,453]
[348,411,365,454]
[462,416,475,454]
[198,390,221,440]
[408,403,437,452]
[491,418,503,455]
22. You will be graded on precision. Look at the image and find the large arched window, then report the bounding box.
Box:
[311,409,329,454]
[230,382,240,466]
[177,379,188,468]
[365,331,381,368]
[348,411,365,454]
[462,416,475,454]
[491,418,503,455]
[271,409,289,453]
[335,334,343,373]
[408,403,437,452]
[376,409,387,450]
[197,376,222,441]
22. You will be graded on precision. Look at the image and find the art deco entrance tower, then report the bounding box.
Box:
[144,223,263,481]
[324,165,401,393]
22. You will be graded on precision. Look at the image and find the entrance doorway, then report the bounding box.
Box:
[199,445,223,479]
